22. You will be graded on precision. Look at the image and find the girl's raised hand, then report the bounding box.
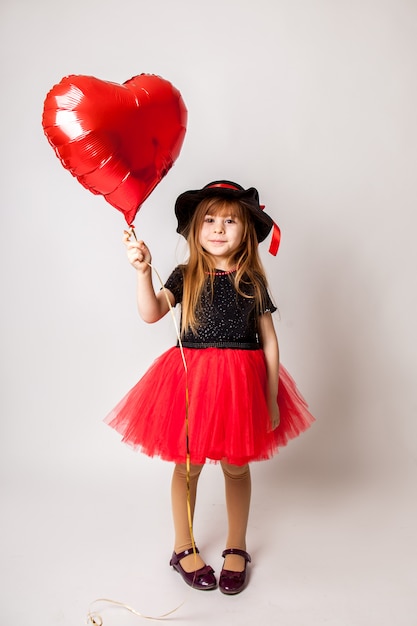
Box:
[123,231,152,272]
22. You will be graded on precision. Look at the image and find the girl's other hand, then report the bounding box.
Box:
[268,401,280,432]
[123,231,152,272]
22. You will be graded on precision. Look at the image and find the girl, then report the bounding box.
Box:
[105,181,315,595]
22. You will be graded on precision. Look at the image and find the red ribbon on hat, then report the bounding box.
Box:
[260,205,281,256]
[207,183,241,191]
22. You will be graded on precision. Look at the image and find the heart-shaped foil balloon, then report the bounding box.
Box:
[42,74,187,225]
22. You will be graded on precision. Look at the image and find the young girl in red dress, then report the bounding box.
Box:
[105,181,315,595]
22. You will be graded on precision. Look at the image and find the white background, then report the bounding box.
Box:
[1,1,416,624]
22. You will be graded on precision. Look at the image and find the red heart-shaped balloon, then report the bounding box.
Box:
[42,74,187,225]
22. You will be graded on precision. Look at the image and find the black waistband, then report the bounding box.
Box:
[177,341,261,350]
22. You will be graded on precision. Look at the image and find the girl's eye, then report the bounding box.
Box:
[204,216,237,224]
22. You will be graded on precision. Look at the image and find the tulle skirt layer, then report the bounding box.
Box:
[105,347,315,466]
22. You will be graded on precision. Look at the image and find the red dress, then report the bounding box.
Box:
[105,268,315,465]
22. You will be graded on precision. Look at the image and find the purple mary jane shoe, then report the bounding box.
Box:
[170,547,217,591]
[219,548,252,595]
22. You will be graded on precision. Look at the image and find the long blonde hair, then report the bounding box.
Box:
[181,197,271,335]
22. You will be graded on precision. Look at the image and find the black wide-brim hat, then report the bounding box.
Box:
[175,181,279,252]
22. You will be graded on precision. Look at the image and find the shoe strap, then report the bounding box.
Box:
[172,546,200,563]
[222,548,251,563]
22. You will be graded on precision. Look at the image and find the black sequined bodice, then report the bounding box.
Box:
[164,266,276,345]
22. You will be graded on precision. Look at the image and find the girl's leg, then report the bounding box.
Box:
[220,461,251,571]
[171,462,205,572]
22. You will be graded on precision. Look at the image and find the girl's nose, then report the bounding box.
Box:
[214,221,224,233]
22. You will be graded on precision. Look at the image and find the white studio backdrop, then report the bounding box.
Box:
[1,0,416,514]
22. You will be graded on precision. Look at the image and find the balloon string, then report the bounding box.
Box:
[138,234,197,560]
[86,597,185,625]
[146,260,197,557]
[85,226,196,624]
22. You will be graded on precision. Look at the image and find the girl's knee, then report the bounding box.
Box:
[221,461,250,480]
[173,462,204,481]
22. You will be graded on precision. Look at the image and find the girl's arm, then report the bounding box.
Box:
[124,233,174,323]
[258,312,280,430]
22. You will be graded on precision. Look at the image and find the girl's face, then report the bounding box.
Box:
[199,208,245,268]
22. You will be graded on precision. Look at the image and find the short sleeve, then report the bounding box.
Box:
[260,282,277,315]
[163,266,184,305]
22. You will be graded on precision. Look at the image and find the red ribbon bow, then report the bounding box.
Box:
[260,204,281,256]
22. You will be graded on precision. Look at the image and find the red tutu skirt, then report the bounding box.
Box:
[105,347,315,466]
